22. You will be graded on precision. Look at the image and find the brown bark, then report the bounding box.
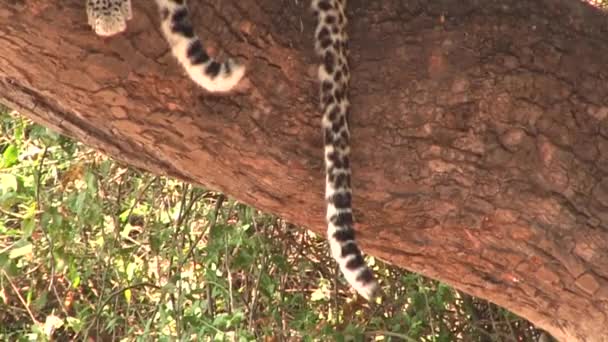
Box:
[1,0,608,340]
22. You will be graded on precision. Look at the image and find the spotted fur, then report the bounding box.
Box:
[86,0,245,92]
[312,0,378,300]
[86,0,132,37]
[85,0,378,300]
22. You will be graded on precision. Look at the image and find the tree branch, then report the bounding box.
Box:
[1,0,607,340]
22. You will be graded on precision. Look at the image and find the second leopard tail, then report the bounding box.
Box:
[155,0,245,92]
[312,0,379,300]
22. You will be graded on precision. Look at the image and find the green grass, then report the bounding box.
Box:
[0,106,545,341]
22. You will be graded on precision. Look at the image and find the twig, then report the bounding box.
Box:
[85,282,161,335]
[502,308,519,341]
[419,278,438,341]
[247,256,267,332]
[119,176,158,235]
[364,330,419,341]
[184,194,224,263]
[225,232,234,315]
[97,282,161,315]
[2,269,39,324]
[34,146,68,316]
[173,183,191,339]
[181,193,225,316]
[0,207,25,218]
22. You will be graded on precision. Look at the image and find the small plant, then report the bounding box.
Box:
[0,107,545,341]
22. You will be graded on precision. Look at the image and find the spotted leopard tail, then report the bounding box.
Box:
[155,0,245,92]
[312,0,379,300]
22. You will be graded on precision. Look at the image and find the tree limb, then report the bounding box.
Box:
[1,0,608,340]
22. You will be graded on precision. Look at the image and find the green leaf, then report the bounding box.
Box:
[21,218,35,239]
[124,288,132,303]
[126,262,137,281]
[213,332,226,342]
[0,253,10,270]
[1,145,18,168]
[66,317,83,333]
[0,191,19,208]
[70,274,81,288]
[32,291,49,311]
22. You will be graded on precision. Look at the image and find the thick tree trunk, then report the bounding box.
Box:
[1,0,608,340]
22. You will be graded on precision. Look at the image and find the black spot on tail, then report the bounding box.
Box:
[345,254,365,270]
[187,41,210,65]
[331,192,351,209]
[332,226,355,241]
[356,269,374,284]
[324,52,336,73]
[341,241,360,257]
[317,27,331,48]
[316,0,333,11]
[326,151,344,168]
[205,62,222,78]
[170,8,194,38]
[329,212,354,228]
[334,173,350,188]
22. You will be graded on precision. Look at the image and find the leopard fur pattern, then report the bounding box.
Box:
[312,0,378,300]
[85,0,378,300]
[86,0,244,92]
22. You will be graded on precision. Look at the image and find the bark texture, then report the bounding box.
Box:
[1,0,608,340]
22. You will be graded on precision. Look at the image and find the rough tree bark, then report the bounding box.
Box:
[1,0,608,340]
